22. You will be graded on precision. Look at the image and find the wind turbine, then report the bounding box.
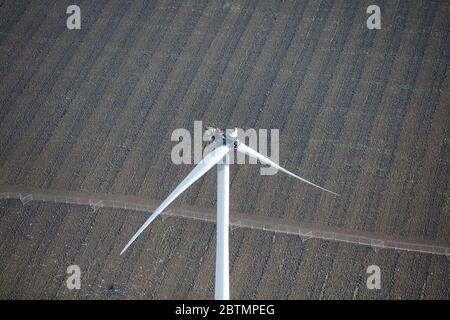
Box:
[120,128,339,300]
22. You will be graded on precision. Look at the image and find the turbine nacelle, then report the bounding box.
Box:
[209,128,240,149]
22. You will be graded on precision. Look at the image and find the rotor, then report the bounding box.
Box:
[208,128,240,148]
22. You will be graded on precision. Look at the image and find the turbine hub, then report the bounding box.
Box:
[225,128,239,148]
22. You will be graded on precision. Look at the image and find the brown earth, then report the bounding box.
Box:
[0,0,448,299]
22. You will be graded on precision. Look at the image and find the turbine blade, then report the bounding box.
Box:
[120,144,231,255]
[236,143,339,196]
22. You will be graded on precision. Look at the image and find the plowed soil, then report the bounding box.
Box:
[0,0,448,299]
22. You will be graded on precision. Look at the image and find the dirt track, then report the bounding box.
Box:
[1,185,448,256]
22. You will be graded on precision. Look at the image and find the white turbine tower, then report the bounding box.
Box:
[120,128,338,300]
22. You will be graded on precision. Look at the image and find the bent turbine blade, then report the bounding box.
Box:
[120,144,231,255]
[236,143,339,196]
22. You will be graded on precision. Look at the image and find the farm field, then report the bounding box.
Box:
[0,0,449,299]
